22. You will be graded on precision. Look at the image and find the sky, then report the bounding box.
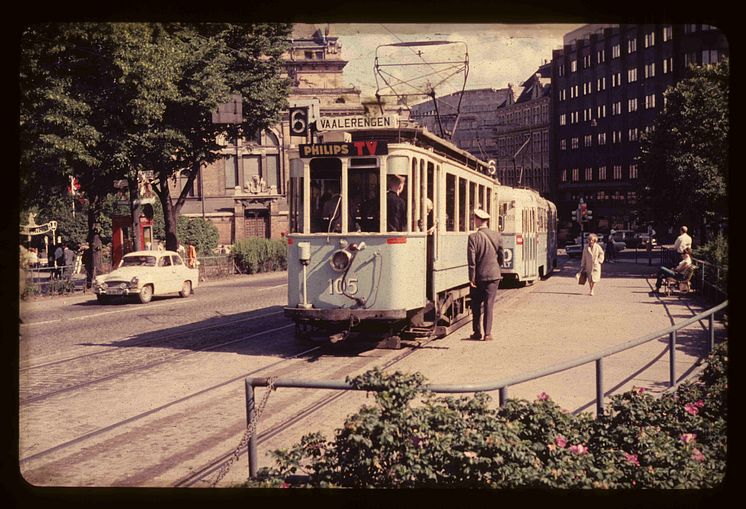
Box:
[330,23,583,103]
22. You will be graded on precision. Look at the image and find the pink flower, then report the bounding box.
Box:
[623,452,640,466]
[680,433,697,444]
[694,399,705,408]
[691,448,705,463]
[569,444,588,455]
[537,392,550,401]
[684,403,699,415]
[633,386,647,394]
[554,435,567,448]
[464,451,478,459]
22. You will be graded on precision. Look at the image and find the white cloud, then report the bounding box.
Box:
[332,23,581,101]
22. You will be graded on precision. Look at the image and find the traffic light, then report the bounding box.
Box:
[585,209,593,222]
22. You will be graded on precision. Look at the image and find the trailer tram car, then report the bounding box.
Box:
[284,124,557,346]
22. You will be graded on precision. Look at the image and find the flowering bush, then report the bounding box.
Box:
[247,342,727,488]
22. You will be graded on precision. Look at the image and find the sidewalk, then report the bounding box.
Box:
[392,256,728,416]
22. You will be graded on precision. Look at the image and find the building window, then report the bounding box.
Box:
[628,67,637,82]
[561,169,567,182]
[585,167,593,181]
[597,49,606,64]
[560,139,567,151]
[571,111,579,124]
[571,60,577,72]
[225,155,238,189]
[571,137,579,149]
[629,164,639,178]
[612,130,622,143]
[685,52,698,67]
[598,166,607,180]
[644,62,656,78]
[628,98,638,112]
[597,104,606,118]
[583,81,592,95]
[558,64,565,77]
[612,44,620,58]
[663,57,673,74]
[598,132,607,145]
[684,24,698,34]
[560,113,566,126]
[702,50,720,64]
[612,101,622,115]
[597,76,606,91]
[663,25,673,42]
[627,191,637,204]
[645,31,655,48]
[612,72,622,87]
[645,93,656,109]
[628,127,638,141]
[613,165,622,179]
[584,134,592,147]
[559,89,566,101]
[572,168,579,182]
[584,54,592,68]
[628,37,637,54]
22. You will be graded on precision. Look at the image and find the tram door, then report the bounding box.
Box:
[523,207,538,278]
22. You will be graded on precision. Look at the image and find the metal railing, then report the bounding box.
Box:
[243,299,728,479]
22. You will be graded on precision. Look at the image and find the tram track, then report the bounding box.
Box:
[20,315,290,405]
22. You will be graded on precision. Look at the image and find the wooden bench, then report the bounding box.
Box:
[663,265,696,296]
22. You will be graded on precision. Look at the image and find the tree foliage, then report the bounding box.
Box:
[636,59,729,240]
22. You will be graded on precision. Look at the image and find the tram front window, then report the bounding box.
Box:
[348,165,380,232]
[310,159,342,233]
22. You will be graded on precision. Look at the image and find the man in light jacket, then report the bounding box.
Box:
[467,208,503,341]
[673,226,692,253]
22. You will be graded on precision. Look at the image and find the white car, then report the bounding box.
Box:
[93,250,199,304]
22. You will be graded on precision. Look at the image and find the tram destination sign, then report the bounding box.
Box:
[299,141,389,158]
[316,114,398,131]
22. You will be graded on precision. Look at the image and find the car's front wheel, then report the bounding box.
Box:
[96,294,109,304]
[139,284,154,304]
[179,281,192,298]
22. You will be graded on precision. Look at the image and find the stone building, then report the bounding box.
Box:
[175,23,367,245]
[551,23,728,236]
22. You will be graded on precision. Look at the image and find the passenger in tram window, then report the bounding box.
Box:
[418,198,436,233]
[467,208,503,341]
[386,174,406,232]
[359,190,380,232]
[321,181,343,233]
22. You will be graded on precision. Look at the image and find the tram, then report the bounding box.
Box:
[283,124,556,346]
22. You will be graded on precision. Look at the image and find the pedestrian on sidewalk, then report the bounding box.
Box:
[467,208,503,341]
[580,233,604,296]
[605,230,616,263]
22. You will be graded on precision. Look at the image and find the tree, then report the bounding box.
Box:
[636,59,729,243]
[139,23,292,251]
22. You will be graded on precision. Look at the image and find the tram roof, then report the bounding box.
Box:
[348,125,495,178]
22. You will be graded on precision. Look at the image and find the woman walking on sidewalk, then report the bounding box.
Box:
[580,233,605,296]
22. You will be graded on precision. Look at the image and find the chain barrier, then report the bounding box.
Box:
[210,376,277,486]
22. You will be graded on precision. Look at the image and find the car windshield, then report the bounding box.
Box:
[121,255,157,267]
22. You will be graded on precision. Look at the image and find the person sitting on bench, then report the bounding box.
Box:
[654,247,693,292]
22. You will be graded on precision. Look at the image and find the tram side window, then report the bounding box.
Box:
[348,167,380,232]
[310,159,342,233]
[469,181,477,230]
[445,173,456,231]
[386,174,407,232]
[458,178,467,232]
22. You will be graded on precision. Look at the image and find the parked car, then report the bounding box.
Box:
[634,232,657,247]
[93,250,199,304]
[608,229,636,248]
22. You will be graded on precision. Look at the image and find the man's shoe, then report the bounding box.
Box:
[482,335,494,341]
[470,333,482,340]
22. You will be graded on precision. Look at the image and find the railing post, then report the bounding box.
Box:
[595,358,604,417]
[498,387,508,407]
[245,379,258,480]
[709,314,715,352]
[669,330,677,387]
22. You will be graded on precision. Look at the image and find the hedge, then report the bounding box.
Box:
[248,342,727,489]
[232,237,288,274]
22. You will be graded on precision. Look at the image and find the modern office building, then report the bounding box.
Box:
[551,23,728,238]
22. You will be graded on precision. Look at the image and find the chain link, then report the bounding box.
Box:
[211,377,277,486]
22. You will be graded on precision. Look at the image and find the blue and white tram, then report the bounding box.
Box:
[283,125,556,344]
[496,186,558,285]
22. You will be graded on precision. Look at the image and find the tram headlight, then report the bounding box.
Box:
[330,249,353,272]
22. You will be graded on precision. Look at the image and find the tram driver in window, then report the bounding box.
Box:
[321,181,343,233]
[386,174,407,232]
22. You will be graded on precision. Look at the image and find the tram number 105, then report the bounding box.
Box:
[328,278,358,295]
